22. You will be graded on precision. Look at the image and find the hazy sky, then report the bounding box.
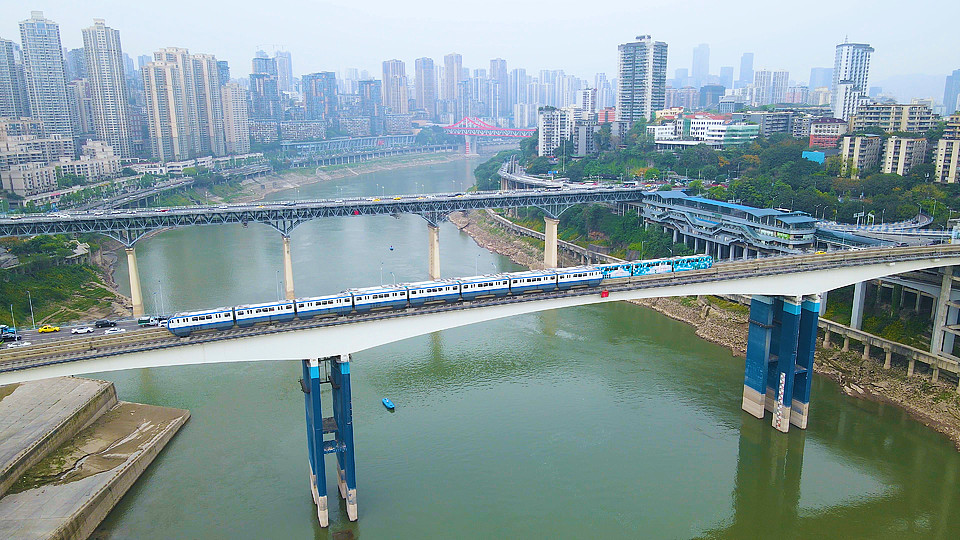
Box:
[2,0,957,86]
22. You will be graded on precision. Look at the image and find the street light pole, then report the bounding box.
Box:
[26,290,35,329]
[9,305,16,335]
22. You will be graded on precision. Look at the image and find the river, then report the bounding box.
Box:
[97,155,960,539]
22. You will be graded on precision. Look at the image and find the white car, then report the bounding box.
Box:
[71,326,94,334]
[6,341,31,348]
[103,328,126,335]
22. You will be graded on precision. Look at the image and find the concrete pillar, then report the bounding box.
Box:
[773,296,802,433]
[544,216,559,269]
[944,307,959,355]
[823,330,831,348]
[842,336,850,351]
[673,228,678,243]
[331,355,358,521]
[791,294,820,430]
[302,359,329,527]
[742,295,775,419]
[819,291,828,315]
[932,267,953,354]
[932,365,940,383]
[728,245,735,260]
[850,281,866,330]
[908,357,916,377]
[125,247,144,317]
[884,349,892,369]
[862,343,871,361]
[914,290,922,311]
[428,223,441,279]
[282,234,296,300]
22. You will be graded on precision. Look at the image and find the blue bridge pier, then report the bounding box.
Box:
[742,294,820,433]
[301,355,358,526]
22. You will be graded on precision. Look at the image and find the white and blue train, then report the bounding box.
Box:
[166,255,713,337]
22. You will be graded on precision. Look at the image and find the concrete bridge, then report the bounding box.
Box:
[2,245,959,526]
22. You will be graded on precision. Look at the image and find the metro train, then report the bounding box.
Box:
[166,254,714,337]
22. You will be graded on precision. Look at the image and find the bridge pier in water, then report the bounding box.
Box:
[282,234,295,300]
[125,247,144,316]
[428,223,441,279]
[301,355,358,526]
[742,294,820,432]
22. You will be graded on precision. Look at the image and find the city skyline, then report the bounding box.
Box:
[0,1,956,90]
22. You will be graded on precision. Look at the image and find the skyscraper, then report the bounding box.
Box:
[490,58,509,119]
[0,39,30,118]
[302,71,338,124]
[82,19,132,156]
[616,35,668,123]
[943,69,960,114]
[221,82,249,154]
[64,48,86,81]
[738,52,754,87]
[217,60,230,86]
[250,54,280,120]
[275,51,293,93]
[142,60,191,161]
[414,57,436,119]
[19,11,74,140]
[753,69,789,105]
[809,67,833,89]
[191,53,226,157]
[358,79,383,135]
[719,66,734,90]
[832,41,873,120]
[692,44,709,88]
[381,59,408,114]
[443,53,462,103]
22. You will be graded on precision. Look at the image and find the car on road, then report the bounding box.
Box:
[71,326,94,334]
[38,324,60,333]
[1,333,22,342]
[94,319,117,328]
[103,327,126,335]
[6,341,31,348]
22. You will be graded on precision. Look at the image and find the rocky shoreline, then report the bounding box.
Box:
[452,210,960,450]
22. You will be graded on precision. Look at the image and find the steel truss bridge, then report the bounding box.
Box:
[442,117,536,138]
[0,187,643,245]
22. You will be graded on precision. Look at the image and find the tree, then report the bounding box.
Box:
[121,167,137,177]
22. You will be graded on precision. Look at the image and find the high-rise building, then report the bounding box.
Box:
[82,19,132,157]
[738,53,754,87]
[595,73,614,109]
[142,47,225,161]
[275,51,293,93]
[302,72,338,124]
[66,78,95,139]
[753,69,789,106]
[381,59,408,114]
[221,82,249,154]
[443,53,462,103]
[250,53,280,120]
[809,67,833,90]
[832,41,874,121]
[19,11,74,140]
[691,44,709,88]
[578,88,597,120]
[358,79,383,134]
[64,48,86,81]
[616,35,668,124]
[719,66,734,90]
[0,39,30,118]
[217,60,230,86]
[944,69,960,114]
[414,58,436,119]
[490,58,509,119]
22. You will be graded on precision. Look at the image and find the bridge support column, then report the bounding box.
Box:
[331,354,358,521]
[544,217,559,269]
[884,349,892,369]
[790,294,820,430]
[302,359,329,527]
[428,223,441,279]
[850,281,866,330]
[862,343,871,361]
[932,267,954,355]
[673,228,678,243]
[842,336,850,351]
[819,291,828,316]
[823,330,831,349]
[125,247,144,317]
[742,295,775,419]
[772,296,802,433]
[908,358,916,377]
[282,234,296,300]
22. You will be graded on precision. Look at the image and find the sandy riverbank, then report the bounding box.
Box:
[452,209,960,450]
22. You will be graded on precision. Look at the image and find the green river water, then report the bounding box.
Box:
[94,155,960,539]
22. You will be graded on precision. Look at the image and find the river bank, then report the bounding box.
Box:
[226,151,464,205]
[452,209,960,450]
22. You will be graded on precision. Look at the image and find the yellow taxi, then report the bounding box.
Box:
[38,324,60,333]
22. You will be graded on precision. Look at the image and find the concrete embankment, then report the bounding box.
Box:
[0,378,189,539]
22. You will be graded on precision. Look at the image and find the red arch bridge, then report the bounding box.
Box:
[442,117,535,154]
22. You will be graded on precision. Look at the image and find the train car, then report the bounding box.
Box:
[458,274,512,300]
[555,266,603,289]
[235,300,296,327]
[350,286,409,313]
[632,258,675,276]
[167,307,236,337]
[672,255,713,271]
[406,280,461,306]
[508,270,558,294]
[295,294,353,319]
[595,263,634,279]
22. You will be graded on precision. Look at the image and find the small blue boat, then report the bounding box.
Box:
[382,398,395,410]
